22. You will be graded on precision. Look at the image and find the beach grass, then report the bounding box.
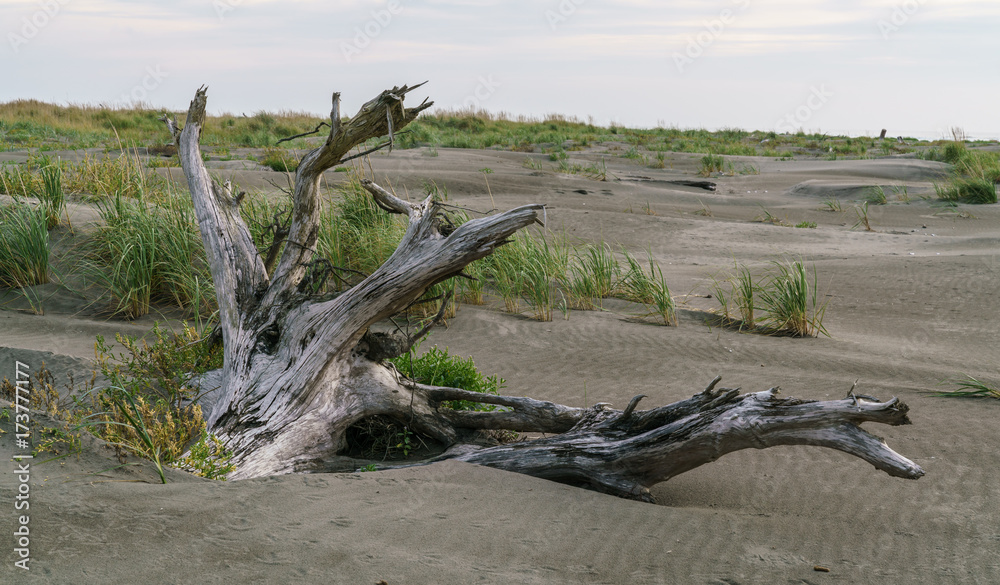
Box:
[38,158,67,228]
[714,260,827,337]
[935,375,1000,399]
[4,98,966,163]
[0,201,50,289]
[82,192,213,319]
[935,177,997,204]
[566,242,620,309]
[618,249,677,326]
[757,260,828,337]
[698,154,725,176]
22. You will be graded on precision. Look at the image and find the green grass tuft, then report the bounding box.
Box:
[82,193,213,319]
[935,375,1000,399]
[0,202,50,289]
[757,260,828,337]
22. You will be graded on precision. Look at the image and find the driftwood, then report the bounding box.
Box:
[164,85,923,501]
[663,179,716,191]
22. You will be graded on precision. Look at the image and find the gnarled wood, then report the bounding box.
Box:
[168,85,923,499]
[437,378,923,502]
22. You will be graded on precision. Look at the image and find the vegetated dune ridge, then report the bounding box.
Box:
[1,144,999,584]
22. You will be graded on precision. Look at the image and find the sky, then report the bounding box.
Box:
[3,0,999,139]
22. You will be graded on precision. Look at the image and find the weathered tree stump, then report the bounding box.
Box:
[164,85,924,501]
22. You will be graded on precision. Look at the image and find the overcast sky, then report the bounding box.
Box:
[4,0,998,139]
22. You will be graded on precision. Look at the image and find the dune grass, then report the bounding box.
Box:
[1,149,167,202]
[258,148,300,173]
[565,242,620,309]
[239,174,677,325]
[935,177,997,204]
[698,154,725,176]
[238,190,291,275]
[714,260,828,337]
[852,201,874,231]
[315,176,407,287]
[712,264,757,331]
[757,261,828,337]
[82,192,213,319]
[0,202,49,288]
[618,249,677,326]
[928,139,1000,204]
[866,185,888,205]
[935,375,1000,399]
[4,98,958,163]
[0,99,325,150]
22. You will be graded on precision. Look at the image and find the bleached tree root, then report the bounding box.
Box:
[426,377,923,502]
[165,85,923,499]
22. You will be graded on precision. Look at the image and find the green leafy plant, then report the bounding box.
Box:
[75,385,187,484]
[178,432,236,479]
[94,323,222,414]
[390,345,506,412]
[395,428,414,457]
[795,221,817,228]
[343,344,512,461]
[60,323,223,482]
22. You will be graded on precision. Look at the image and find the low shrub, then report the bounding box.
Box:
[390,345,506,411]
[258,148,299,173]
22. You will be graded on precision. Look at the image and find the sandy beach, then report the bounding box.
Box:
[2,144,999,584]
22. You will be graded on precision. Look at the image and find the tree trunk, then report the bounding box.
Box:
[165,85,924,499]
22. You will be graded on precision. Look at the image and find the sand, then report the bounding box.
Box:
[2,145,999,583]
